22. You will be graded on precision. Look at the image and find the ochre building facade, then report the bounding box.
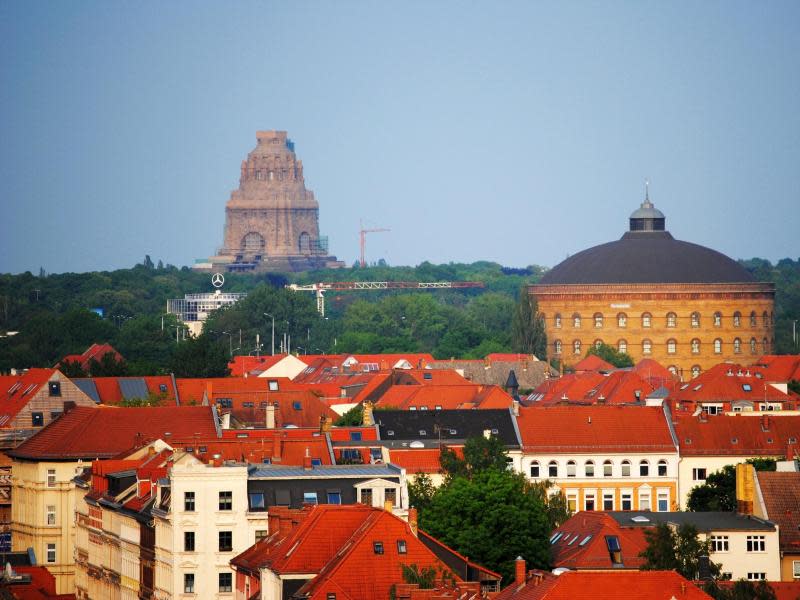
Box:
[531,196,775,379]
[203,131,343,273]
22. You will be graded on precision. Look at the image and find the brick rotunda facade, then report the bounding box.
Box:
[205,131,344,273]
[531,195,775,379]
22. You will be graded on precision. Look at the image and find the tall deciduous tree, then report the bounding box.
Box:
[585,342,634,368]
[640,523,721,580]
[688,459,776,512]
[511,287,546,359]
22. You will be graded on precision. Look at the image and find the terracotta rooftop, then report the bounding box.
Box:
[8,405,218,461]
[549,511,648,570]
[756,470,800,551]
[668,363,794,407]
[674,413,800,456]
[0,368,57,428]
[572,355,615,372]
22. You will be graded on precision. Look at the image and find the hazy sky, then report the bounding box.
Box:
[1,1,798,274]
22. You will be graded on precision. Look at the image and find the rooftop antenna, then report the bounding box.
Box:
[644,179,650,204]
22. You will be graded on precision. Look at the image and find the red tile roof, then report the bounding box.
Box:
[549,511,648,570]
[375,384,513,410]
[56,343,122,372]
[755,471,800,552]
[495,570,712,600]
[516,405,676,453]
[632,358,677,388]
[8,405,218,460]
[227,354,287,377]
[4,565,75,599]
[668,363,794,409]
[170,432,333,466]
[531,371,656,406]
[486,353,538,363]
[85,376,176,405]
[674,413,800,456]
[572,355,615,372]
[327,426,379,442]
[0,368,57,427]
[343,353,435,370]
[753,355,800,383]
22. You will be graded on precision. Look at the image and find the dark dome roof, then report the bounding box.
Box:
[540,231,754,285]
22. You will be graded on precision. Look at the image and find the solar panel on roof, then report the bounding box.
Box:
[73,379,100,403]
[118,378,149,401]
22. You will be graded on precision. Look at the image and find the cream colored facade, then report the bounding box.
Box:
[677,455,784,510]
[11,458,87,594]
[152,454,267,600]
[256,354,308,380]
[510,450,680,512]
[699,528,781,581]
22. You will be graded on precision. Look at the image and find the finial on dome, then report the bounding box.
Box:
[645,178,650,204]
[629,181,665,232]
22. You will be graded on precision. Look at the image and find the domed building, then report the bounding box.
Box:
[531,193,775,379]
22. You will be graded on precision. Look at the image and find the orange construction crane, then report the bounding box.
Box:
[359,222,390,267]
[287,281,485,316]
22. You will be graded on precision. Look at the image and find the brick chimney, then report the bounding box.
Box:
[266,404,276,429]
[408,507,418,537]
[736,462,755,515]
[303,447,312,470]
[362,400,374,426]
[515,556,526,587]
[319,415,332,433]
[272,436,282,461]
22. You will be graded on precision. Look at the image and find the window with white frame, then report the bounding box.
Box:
[621,460,631,477]
[46,505,56,525]
[667,339,677,354]
[618,339,627,354]
[691,338,700,354]
[602,492,614,510]
[793,560,800,579]
[621,492,632,510]
[639,490,651,511]
[732,311,740,327]
[691,365,701,379]
[573,340,581,355]
[714,338,722,354]
[594,313,603,328]
[584,492,595,511]
[692,468,707,481]
[585,461,595,477]
[617,313,627,328]
[657,460,667,476]
[548,461,558,478]
[639,460,649,477]
[47,469,56,488]
[46,544,56,563]
[530,461,540,478]
[691,312,700,328]
[573,314,581,328]
[554,314,562,328]
[714,312,722,327]
[642,339,652,354]
[666,312,677,328]
[747,572,766,581]
[710,536,729,553]
[603,460,613,477]
[746,535,765,552]
[554,340,562,355]
[642,313,651,328]
[566,461,576,477]
[750,338,757,354]
[734,338,741,353]
[657,491,669,512]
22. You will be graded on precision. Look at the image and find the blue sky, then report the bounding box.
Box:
[1,1,798,274]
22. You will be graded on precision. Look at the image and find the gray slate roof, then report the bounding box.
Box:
[248,463,403,479]
[607,511,775,532]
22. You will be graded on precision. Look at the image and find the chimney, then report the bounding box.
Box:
[384,499,394,512]
[736,462,755,515]
[698,555,711,581]
[512,399,520,417]
[408,507,418,537]
[303,447,312,470]
[265,404,276,429]
[362,401,374,426]
[319,415,332,433]
[761,415,770,432]
[272,436,282,461]
[515,556,526,587]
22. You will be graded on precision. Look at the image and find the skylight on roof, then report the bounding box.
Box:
[579,535,592,546]
[742,384,752,392]
[605,535,621,552]
[550,533,563,544]
[568,535,579,545]
[680,384,689,390]
[631,516,650,523]
[693,384,703,391]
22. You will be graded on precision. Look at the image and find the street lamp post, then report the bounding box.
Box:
[222,331,234,357]
[264,313,275,356]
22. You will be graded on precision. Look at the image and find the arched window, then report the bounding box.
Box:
[566,461,576,477]
[668,365,678,376]
[530,461,540,478]
[667,339,677,355]
[714,339,722,354]
[621,460,631,477]
[642,313,652,328]
[298,232,311,254]
[666,312,677,328]
[585,461,595,477]
[241,231,266,251]
[548,461,558,478]
[639,460,650,477]
[603,460,613,477]
[573,340,582,355]
[657,460,668,477]
[617,313,627,328]
[618,339,627,354]
[554,340,562,355]
[750,311,757,327]
[750,338,757,354]
[554,313,562,328]
[691,312,700,328]
[733,311,741,327]
[733,338,741,354]
[642,339,652,355]
[763,338,769,353]
[593,339,603,349]
[691,339,700,354]
[691,365,701,379]
[714,312,722,327]
[763,311,769,327]
[594,313,603,328]
[572,314,582,328]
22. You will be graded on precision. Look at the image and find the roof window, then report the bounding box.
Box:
[693,384,703,391]
[550,532,563,544]
[387,430,395,436]
[423,373,432,380]
[373,541,384,555]
[731,438,738,444]
[159,383,168,393]
[293,401,302,410]
[742,384,752,392]
[419,430,427,436]
[579,535,592,546]
[268,380,279,391]
[311,458,322,466]
[631,516,650,523]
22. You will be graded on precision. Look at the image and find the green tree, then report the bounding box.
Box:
[334,404,364,426]
[169,333,229,377]
[439,434,510,481]
[640,523,721,580]
[408,473,436,513]
[585,342,634,368]
[529,480,572,530]
[511,287,546,358]
[688,459,777,512]
[419,469,551,582]
[59,359,87,378]
[88,351,129,377]
[703,579,777,600]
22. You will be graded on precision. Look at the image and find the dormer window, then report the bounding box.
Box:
[48,381,61,397]
[268,380,279,391]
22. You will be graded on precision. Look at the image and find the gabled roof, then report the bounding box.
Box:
[170,431,333,466]
[606,510,775,532]
[57,342,122,372]
[228,354,287,377]
[73,376,176,406]
[375,409,520,447]
[342,353,435,370]
[753,355,800,383]
[530,371,656,406]
[674,414,800,456]
[668,363,793,407]
[0,368,57,427]
[495,570,712,600]
[8,406,219,461]
[550,511,648,570]
[516,405,675,453]
[755,471,800,552]
[572,355,615,373]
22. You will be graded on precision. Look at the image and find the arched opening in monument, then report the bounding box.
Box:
[298,232,311,255]
[241,232,266,252]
